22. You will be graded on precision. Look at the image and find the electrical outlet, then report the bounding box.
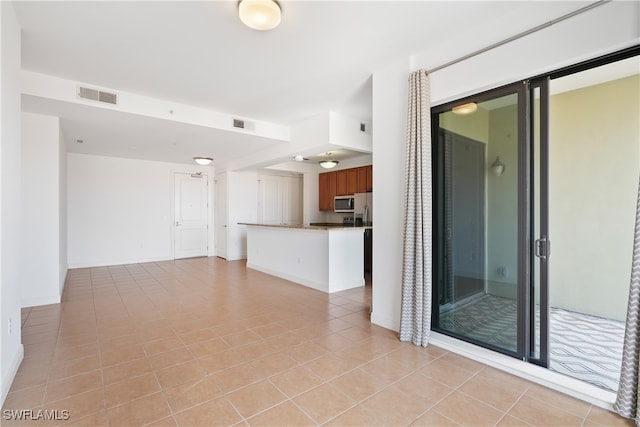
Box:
[8,317,12,336]
[497,266,508,279]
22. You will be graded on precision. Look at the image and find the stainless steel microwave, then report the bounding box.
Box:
[334,196,354,213]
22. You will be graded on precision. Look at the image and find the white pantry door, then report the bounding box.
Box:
[174,173,209,259]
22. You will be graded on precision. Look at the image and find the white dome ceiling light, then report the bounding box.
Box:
[319,153,339,169]
[238,0,282,31]
[193,157,213,165]
[452,102,478,115]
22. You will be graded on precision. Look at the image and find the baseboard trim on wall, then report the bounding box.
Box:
[21,295,61,308]
[246,262,326,293]
[1,344,24,406]
[68,256,172,269]
[370,311,399,332]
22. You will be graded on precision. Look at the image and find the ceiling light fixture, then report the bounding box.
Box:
[452,102,478,115]
[193,157,213,166]
[319,153,339,169]
[238,0,281,31]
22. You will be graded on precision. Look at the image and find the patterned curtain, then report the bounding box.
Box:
[399,70,432,347]
[615,176,640,424]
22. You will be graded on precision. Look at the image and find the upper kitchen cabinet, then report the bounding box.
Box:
[335,170,347,196]
[319,165,372,211]
[347,169,358,194]
[356,165,373,193]
[319,172,336,211]
[335,169,358,196]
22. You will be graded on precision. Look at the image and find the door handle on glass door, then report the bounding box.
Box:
[535,236,549,261]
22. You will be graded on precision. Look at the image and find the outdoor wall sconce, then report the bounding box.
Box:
[491,156,505,176]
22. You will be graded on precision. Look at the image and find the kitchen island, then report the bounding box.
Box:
[241,223,367,293]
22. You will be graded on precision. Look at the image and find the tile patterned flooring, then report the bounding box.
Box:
[2,257,633,426]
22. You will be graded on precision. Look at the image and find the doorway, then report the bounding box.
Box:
[432,48,639,392]
[214,172,228,259]
[433,86,524,357]
[173,172,209,259]
[438,129,486,307]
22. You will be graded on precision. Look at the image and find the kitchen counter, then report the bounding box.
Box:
[241,223,366,293]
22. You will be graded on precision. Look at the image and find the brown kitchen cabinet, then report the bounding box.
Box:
[335,170,348,196]
[356,167,367,193]
[355,165,373,193]
[346,168,358,195]
[319,171,337,211]
[319,165,372,211]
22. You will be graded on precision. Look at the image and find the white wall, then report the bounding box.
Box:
[227,170,258,261]
[67,153,214,268]
[371,56,410,331]
[370,0,639,332]
[21,71,290,145]
[21,112,65,307]
[1,0,24,405]
[328,111,372,152]
[59,125,68,294]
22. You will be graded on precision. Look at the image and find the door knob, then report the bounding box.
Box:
[176,221,181,227]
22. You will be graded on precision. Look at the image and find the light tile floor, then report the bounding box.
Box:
[2,257,633,426]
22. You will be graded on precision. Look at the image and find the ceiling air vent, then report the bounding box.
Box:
[233,118,245,129]
[78,86,118,105]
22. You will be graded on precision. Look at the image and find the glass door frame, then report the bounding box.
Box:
[529,77,550,368]
[431,44,639,375]
[431,81,534,361]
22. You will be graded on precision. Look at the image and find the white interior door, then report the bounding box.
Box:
[214,173,228,259]
[282,176,302,225]
[258,175,282,224]
[174,172,208,259]
[258,174,302,225]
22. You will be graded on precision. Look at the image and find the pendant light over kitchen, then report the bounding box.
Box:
[319,153,339,169]
[239,0,281,31]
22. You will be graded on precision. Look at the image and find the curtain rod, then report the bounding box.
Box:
[427,0,610,75]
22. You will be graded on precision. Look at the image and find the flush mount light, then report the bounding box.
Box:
[239,0,281,31]
[319,153,339,169]
[452,102,478,115]
[193,157,213,166]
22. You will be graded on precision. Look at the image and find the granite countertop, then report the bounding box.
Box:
[239,223,372,230]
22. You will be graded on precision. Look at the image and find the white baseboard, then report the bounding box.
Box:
[247,262,326,293]
[21,295,61,308]
[370,311,400,332]
[68,256,171,269]
[1,344,24,406]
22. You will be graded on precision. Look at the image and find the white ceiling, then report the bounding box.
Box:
[13,0,598,167]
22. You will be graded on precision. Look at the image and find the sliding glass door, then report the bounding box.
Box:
[432,47,639,389]
[433,83,531,358]
[544,55,639,391]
